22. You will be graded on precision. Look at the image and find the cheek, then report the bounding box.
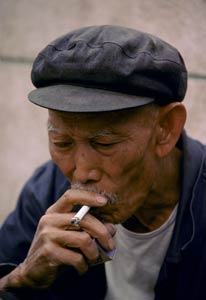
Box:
[49,145,72,175]
[106,145,145,186]
[100,147,151,222]
[49,144,59,164]
[93,197,140,224]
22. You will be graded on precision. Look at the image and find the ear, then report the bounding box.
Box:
[155,103,186,158]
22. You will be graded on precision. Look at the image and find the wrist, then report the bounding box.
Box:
[0,264,26,290]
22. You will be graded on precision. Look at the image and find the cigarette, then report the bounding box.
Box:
[71,205,90,225]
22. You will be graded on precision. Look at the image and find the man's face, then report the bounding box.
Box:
[48,107,157,224]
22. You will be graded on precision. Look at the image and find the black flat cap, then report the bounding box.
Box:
[28,25,187,112]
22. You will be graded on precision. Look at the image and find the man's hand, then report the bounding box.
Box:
[0,189,116,290]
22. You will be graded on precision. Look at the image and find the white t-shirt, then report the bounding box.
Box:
[105,206,177,300]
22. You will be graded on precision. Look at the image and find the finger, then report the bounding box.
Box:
[104,223,117,237]
[42,228,100,264]
[46,189,107,214]
[37,214,114,260]
[51,245,89,275]
[79,214,116,251]
[62,231,100,263]
[37,212,116,252]
[37,212,113,233]
[37,213,85,231]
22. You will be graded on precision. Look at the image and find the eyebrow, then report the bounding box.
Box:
[47,121,62,134]
[47,121,121,139]
[88,132,118,139]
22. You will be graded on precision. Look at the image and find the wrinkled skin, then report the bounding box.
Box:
[0,103,186,290]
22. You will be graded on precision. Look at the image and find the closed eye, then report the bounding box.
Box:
[53,141,73,148]
[91,141,117,149]
[96,142,114,147]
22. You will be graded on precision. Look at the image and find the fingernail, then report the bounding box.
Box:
[96,196,107,204]
[108,238,115,250]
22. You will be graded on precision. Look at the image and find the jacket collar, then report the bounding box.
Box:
[165,131,206,263]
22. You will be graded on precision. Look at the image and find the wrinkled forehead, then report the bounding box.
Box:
[48,105,153,126]
[48,110,136,136]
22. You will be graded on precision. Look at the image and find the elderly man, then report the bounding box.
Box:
[0,25,205,300]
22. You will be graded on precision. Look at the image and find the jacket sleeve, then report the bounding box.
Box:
[0,160,69,265]
[1,163,47,264]
[0,161,69,299]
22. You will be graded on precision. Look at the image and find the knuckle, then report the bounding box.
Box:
[98,226,108,239]
[64,189,72,199]
[45,205,54,214]
[89,254,102,265]
[38,214,55,231]
[73,252,85,267]
[38,215,50,229]
[41,242,53,258]
[88,246,100,262]
[35,228,51,248]
[37,217,54,241]
[81,232,92,246]
[39,227,50,241]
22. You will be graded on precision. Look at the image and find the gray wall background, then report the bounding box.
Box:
[0,0,206,222]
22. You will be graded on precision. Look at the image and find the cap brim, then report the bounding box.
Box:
[28,84,154,112]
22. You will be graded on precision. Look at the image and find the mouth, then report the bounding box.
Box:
[71,183,119,205]
[70,183,121,223]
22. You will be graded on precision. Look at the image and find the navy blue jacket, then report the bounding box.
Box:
[0,133,206,300]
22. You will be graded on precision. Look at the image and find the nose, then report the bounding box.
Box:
[69,145,102,185]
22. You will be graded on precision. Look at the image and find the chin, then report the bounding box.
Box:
[91,207,128,225]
